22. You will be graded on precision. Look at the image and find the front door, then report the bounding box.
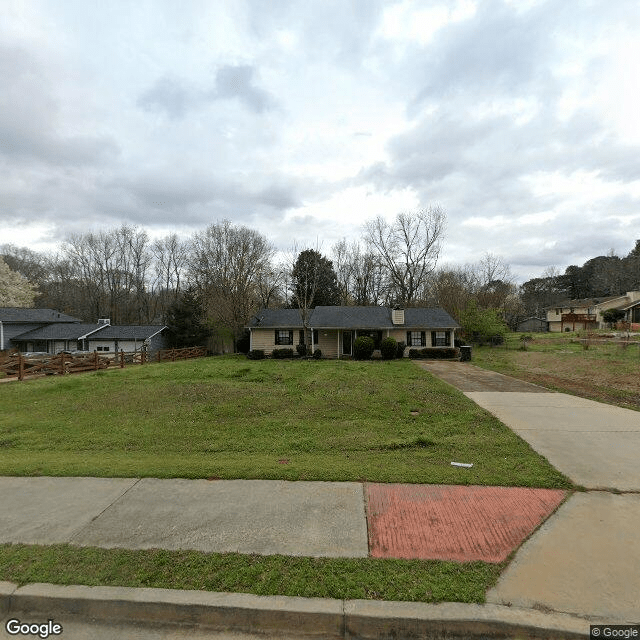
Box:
[343,330,353,356]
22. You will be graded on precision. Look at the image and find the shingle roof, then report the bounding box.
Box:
[544,296,619,309]
[248,309,304,328]
[0,308,81,323]
[87,325,166,340]
[12,324,106,341]
[248,306,459,329]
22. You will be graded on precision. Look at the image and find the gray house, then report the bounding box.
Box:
[248,306,459,358]
[515,317,548,333]
[0,308,80,351]
[10,323,109,353]
[85,325,167,354]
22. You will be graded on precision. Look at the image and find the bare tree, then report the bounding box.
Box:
[364,206,446,306]
[187,220,274,348]
[331,240,387,305]
[151,234,188,321]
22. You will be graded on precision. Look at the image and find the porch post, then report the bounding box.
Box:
[338,329,341,360]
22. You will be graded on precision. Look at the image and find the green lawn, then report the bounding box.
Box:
[0,544,501,604]
[0,355,571,488]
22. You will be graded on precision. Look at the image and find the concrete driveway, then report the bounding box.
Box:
[418,360,640,623]
[418,361,640,491]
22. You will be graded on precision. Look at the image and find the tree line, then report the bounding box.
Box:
[2,210,638,350]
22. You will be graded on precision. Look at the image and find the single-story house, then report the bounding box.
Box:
[0,307,80,351]
[85,325,167,353]
[247,306,459,358]
[9,322,109,353]
[545,291,640,331]
[10,319,168,354]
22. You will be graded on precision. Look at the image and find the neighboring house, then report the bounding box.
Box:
[85,325,167,354]
[545,291,640,332]
[10,323,109,353]
[9,316,168,354]
[247,306,459,358]
[515,317,548,333]
[0,307,80,351]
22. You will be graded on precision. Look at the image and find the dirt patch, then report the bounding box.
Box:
[475,349,640,411]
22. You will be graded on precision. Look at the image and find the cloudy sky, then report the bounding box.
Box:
[2,0,640,282]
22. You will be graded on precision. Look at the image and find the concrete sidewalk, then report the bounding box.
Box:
[2,362,639,635]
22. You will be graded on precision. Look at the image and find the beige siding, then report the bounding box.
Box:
[315,330,339,358]
[250,328,282,354]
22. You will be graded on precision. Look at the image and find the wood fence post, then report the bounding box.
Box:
[18,353,24,381]
[94,351,98,371]
[60,352,66,375]
[141,350,146,365]
[120,350,125,368]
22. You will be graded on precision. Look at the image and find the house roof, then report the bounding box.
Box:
[12,323,107,341]
[248,306,459,329]
[249,308,305,328]
[0,308,81,323]
[544,296,619,310]
[87,325,166,340]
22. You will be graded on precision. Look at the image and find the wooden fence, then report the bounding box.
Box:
[0,346,207,381]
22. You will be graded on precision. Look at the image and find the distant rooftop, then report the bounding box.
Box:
[0,308,81,323]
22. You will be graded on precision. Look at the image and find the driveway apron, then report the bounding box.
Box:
[417,360,640,623]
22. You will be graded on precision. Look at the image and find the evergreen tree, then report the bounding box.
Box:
[165,289,209,348]
[290,249,340,308]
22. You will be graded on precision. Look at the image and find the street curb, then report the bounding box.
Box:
[1,582,593,638]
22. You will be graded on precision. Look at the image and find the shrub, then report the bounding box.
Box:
[409,347,459,359]
[272,348,294,359]
[353,336,375,360]
[236,330,250,354]
[396,340,406,358]
[313,349,322,359]
[296,343,307,357]
[247,349,265,360]
[380,337,397,360]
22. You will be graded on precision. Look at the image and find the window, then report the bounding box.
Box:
[432,331,450,347]
[407,331,425,347]
[275,330,293,345]
[97,346,110,352]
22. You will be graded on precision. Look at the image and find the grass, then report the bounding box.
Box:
[0,355,571,488]
[472,332,640,410]
[0,543,502,604]
[0,355,571,604]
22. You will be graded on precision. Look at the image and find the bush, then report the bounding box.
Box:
[247,349,265,360]
[380,337,397,360]
[409,347,459,359]
[396,340,406,358]
[271,348,294,359]
[313,349,322,359]
[236,330,250,354]
[296,343,307,357]
[353,336,375,360]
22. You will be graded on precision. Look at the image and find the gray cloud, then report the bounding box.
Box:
[137,65,275,119]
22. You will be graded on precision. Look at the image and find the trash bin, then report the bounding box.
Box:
[459,345,472,361]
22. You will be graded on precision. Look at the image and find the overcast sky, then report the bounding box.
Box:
[2,0,640,282]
